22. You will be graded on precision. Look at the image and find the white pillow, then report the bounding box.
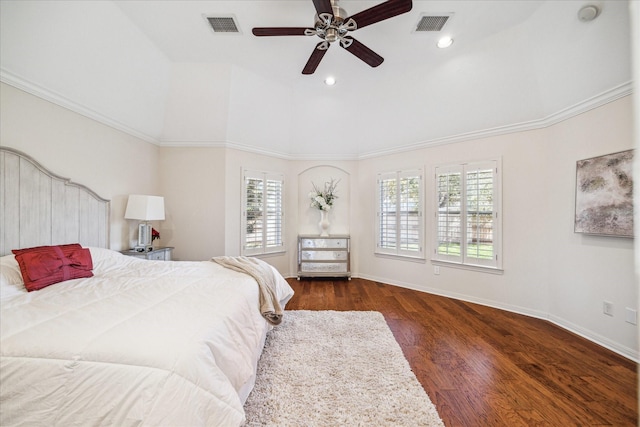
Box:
[0,254,27,299]
[88,246,123,263]
[88,247,127,275]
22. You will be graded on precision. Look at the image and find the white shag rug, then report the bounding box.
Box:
[243,310,445,426]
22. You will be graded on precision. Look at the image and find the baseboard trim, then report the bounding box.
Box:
[351,273,639,363]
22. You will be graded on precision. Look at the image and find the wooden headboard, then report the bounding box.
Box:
[0,147,110,256]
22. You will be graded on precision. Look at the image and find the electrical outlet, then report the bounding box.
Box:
[434,266,440,275]
[603,301,614,316]
[625,308,637,325]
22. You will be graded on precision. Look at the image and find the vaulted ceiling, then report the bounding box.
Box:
[0,1,632,159]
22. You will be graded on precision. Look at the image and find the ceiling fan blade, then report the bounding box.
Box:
[312,0,333,16]
[252,27,312,36]
[341,37,384,68]
[347,0,412,30]
[302,42,330,75]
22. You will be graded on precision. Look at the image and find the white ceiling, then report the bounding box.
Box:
[0,1,633,159]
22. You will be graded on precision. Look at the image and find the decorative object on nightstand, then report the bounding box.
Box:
[120,247,174,261]
[124,194,165,252]
[298,235,350,279]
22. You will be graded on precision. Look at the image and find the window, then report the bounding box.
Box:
[242,170,284,255]
[376,169,424,258]
[434,160,501,270]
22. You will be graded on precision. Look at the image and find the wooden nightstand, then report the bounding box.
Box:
[120,247,174,261]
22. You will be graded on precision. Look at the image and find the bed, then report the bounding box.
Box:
[0,147,294,426]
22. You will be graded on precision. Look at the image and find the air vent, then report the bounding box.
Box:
[206,16,240,33]
[414,14,451,32]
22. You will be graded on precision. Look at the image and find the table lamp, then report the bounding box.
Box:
[124,195,165,252]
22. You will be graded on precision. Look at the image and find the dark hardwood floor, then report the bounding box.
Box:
[285,278,638,426]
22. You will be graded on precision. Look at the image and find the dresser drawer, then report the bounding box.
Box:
[147,251,167,260]
[300,262,348,273]
[300,238,348,249]
[300,250,347,261]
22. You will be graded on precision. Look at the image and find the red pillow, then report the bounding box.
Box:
[12,244,93,292]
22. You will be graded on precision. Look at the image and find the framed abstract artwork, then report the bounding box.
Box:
[574,149,634,237]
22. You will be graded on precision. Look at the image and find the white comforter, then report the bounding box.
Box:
[0,248,294,426]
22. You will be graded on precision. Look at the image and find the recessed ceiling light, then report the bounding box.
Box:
[437,36,453,49]
[324,76,336,86]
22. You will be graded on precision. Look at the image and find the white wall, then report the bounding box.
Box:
[632,0,640,351]
[0,83,160,250]
[293,161,358,274]
[223,148,292,273]
[356,96,636,359]
[158,147,227,261]
[545,97,635,352]
[297,165,351,236]
[126,145,292,272]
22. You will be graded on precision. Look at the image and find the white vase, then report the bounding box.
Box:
[318,210,330,236]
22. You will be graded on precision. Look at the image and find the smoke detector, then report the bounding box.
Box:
[577,5,600,22]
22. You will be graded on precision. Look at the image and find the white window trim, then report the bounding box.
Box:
[375,168,425,259]
[432,259,504,275]
[241,169,285,256]
[432,158,502,272]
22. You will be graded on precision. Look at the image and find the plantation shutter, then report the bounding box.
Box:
[398,172,422,254]
[242,170,284,255]
[377,173,397,251]
[244,176,264,251]
[265,178,283,248]
[435,165,462,262]
[376,170,423,258]
[465,164,495,264]
[434,160,501,270]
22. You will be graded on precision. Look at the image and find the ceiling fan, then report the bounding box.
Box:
[252,0,413,75]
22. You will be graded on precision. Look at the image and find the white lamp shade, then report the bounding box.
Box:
[124,195,165,221]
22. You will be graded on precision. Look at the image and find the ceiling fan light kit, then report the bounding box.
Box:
[252,0,413,75]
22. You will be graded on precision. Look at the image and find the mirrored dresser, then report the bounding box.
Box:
[297,235,350,279]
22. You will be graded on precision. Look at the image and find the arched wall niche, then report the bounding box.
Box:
[298,165,350,236]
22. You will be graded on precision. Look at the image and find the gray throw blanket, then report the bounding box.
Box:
[211,256,283,325]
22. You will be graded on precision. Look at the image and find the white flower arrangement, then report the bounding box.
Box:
[309,178,339,211]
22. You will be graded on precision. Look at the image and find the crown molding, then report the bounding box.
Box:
[158,140,227,148]
[357,81,633,160]
[158,140,361,161]
[1,68,160,144]
[137,77,634,159]
[158,139,296,160]
[2,67,631,160]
